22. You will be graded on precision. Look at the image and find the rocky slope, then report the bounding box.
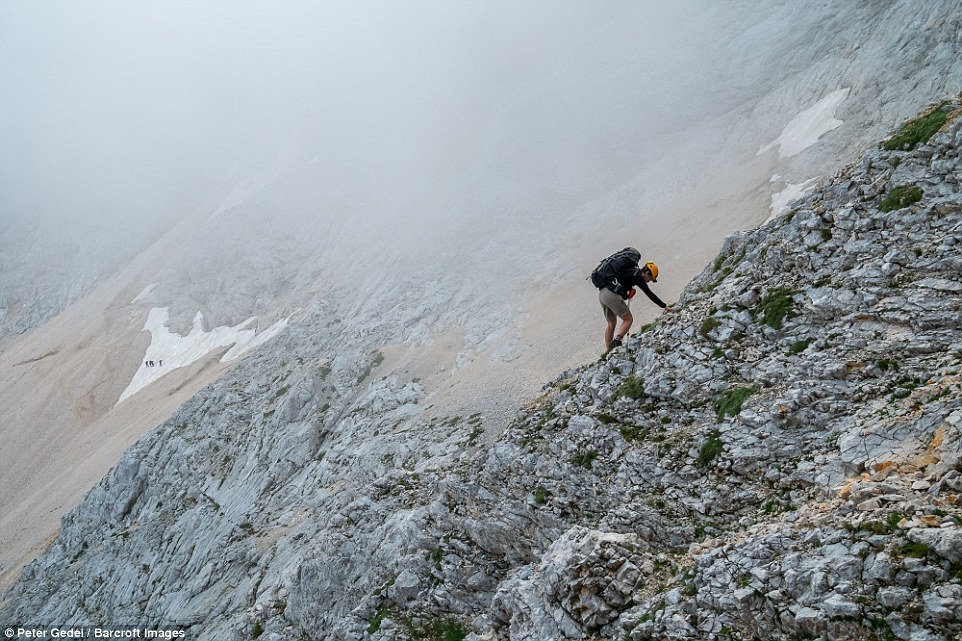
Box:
[464,99,962,641]
[4,99,961,640]
[5,3,962,588]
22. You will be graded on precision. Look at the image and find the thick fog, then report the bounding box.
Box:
[0,1,765,246]
[7,0,956,342]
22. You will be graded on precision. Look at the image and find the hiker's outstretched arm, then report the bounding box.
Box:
[637,280,667,308]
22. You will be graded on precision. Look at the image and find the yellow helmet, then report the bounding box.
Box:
[644,261,659,282]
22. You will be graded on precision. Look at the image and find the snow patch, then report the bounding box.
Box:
[767,176,821,221]
[117,307,288,404]
[758,88,851,158]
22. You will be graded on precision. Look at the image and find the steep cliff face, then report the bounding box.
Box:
[5,98,961,640]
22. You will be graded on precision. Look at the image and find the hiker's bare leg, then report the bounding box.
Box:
[605,319,617,351]
[616,312,633,341]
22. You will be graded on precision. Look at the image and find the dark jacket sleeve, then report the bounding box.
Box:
[636,277,667,308]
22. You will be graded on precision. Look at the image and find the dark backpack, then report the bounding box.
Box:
[590,247,641,291]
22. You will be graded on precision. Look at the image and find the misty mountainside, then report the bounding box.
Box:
[3,0,962,347]
[3,0,962,636]
[4,96,962,641]
[3,0,962,531]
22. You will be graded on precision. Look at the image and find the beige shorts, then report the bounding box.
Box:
[599,287,629,322]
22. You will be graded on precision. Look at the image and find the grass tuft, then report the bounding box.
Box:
[620,424,649,442]
[698,429,724,467]
[881,102,949,150]
[699,316,721,338]
[879,185,923,212]
[615,376,645,400]
[787,339,811,355]
[571,450,599,468]
[367,607,389,634]
[715,387,756,421]
[753,288,797,330]
[533,486,551,505]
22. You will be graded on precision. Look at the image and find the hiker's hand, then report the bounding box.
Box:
[663,305,678,313]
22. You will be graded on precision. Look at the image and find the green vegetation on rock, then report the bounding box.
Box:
[753,288,798,330]
[698,429,724,467]
[410,618,468,641]
[879,185,923,212]
[787,339,811,355]
[620,424,649,442]
[881,102,949,150]
[615,376,645,400]
[699,316,721,338]
[715,386,756,421]
[533,486,551,505]
[571,450,599,468]
[367,607,389,634]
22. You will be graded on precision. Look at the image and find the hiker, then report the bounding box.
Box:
[590,247,677,352]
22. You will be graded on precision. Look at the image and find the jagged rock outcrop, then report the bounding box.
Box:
[4,98,961,640]
[450,100,962,641]
[457,100,962,641]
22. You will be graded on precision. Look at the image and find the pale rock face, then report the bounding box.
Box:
[758,88,851,158]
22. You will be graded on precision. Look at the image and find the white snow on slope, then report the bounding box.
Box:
[758,88,851,158]
[767,176,821,221]
[118,307,288,404]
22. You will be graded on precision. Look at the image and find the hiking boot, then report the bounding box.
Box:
[608,337,622,351]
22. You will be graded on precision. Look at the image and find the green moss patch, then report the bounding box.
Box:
[698,429,724,467]
[615,376,645,400]
[879,185,923,212]
[699,316,721,338]
[752,288,798,330]
[881,102,949,151]
[715,386,756,421]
